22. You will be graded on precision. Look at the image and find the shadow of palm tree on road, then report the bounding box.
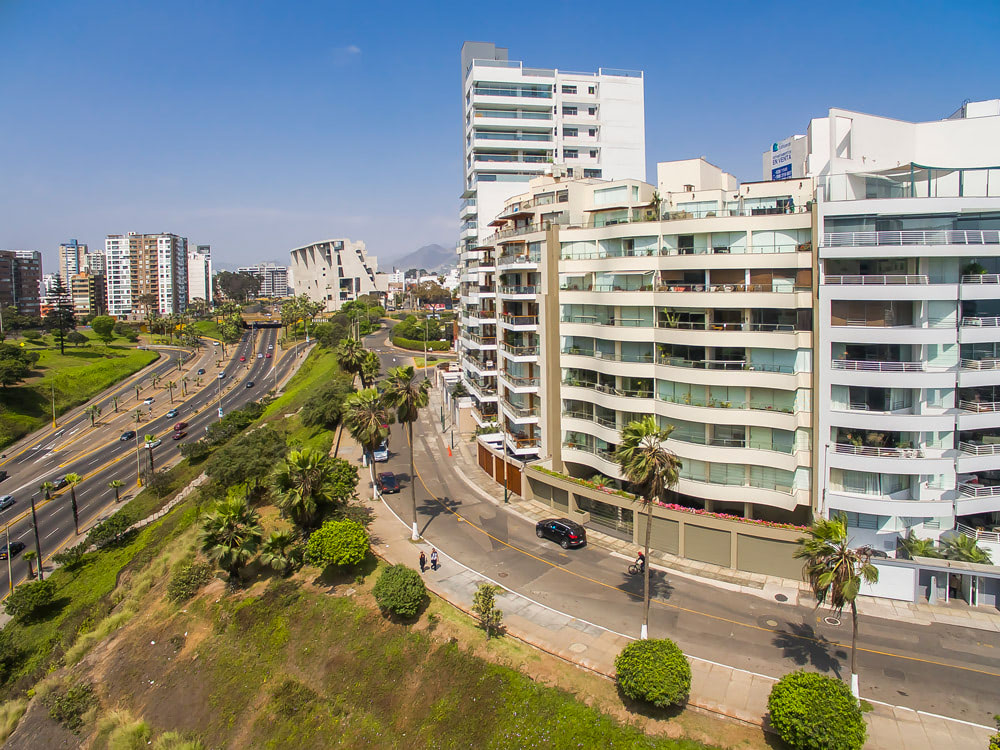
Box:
[771,621,846,678]
[417,494,461,535]
[619,568,673,603]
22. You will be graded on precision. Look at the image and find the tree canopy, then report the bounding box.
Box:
[214,271,261,303]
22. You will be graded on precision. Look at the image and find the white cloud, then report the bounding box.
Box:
[332,45,362,66]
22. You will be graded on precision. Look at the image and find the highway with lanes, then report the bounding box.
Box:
[0,326,309,592]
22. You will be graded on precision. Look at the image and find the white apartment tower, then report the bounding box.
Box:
[237,263,289,298]
[105,232,188,317]
[58,239,88,286]
[805,100,1000,552]
[188,245,213,305]
[289,238,389,312]
[459,41,646,253]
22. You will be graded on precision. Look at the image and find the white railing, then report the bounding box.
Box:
[956,522,1000,544]
[961,317,1000,327]
[831,360,924,372]
[959,400,1000,413]
[834,443,923,458]
[824,274,928,285]
[961,358,1000,370]
[824,230,1000,247]
[962,274,1000,284]
[959,442,1000,456]
[958,482,1000,498]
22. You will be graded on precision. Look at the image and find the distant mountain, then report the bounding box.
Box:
[384,243,455,273]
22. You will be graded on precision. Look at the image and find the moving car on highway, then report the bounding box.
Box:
[0,495,15,511]
[376,472,400,494]
[0,541,25,560]
[120,431,136,441]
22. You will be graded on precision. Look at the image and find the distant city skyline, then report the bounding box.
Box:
[1,1,997,270]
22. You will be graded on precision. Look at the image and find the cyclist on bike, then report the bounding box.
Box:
[635,551,645,573]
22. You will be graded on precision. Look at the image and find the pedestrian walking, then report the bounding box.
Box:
[419,551,427,572]
[430,549,439,571]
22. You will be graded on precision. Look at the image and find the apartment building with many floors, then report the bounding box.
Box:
[460,99,1000,570]
[0,250,42,317]
[187,245,213,305]
[105,233,188,317]
[237,262,290,298]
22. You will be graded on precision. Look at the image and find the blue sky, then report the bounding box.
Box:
[1,0,997,270]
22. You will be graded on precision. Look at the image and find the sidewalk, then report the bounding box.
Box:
[424,385,1000,634]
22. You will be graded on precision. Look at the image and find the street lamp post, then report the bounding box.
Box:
[5,526,12,595]
[29,495,43,580]
[216,372,224,419]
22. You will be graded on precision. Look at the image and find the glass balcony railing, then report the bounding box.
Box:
[473,86,552,99]
[823,229,1000,247]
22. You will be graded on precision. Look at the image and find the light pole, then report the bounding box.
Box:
[5,525,12,595]
[423,318,428,380]
[51,383,57,428]
[29,495,43,580]
[216,372,224,419]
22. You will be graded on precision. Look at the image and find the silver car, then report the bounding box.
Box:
[0,495,14,511]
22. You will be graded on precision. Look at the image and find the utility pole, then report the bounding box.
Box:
[503,429,510,504]
[216,372,224,420]
[423,318,428,380]
[5,526,12,595]
[29,496,43,580]
[51,383,57,428]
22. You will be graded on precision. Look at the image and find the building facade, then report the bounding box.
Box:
[237,262,289,298]
[70,273,107,317]
[289,238,388,312]
[105,233,188,317]
[459,41,646,267]
[0,251,43,317]
[58,239,88,286]
[187,246,213,305]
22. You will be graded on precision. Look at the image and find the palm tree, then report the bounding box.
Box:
[112,394,119,413]
[151,373,161,389]
[336,337,367,387]
[941,533,993,564]
[359,350,381,389]
[613,415,681,639]
[86,404,101,428]
[132,408,143,424]
[898,529,941,559]
[343,389,392,500]
[271,448,341,532]
[144,434,157,473]
[64,473,82,535]
[165,381,176,404]
[181,376,189,397]
[381,365,430,540]
[261,530,300,576]
[23,550,37,579]
[39,481,54,500]
[795,513,879,698]
[200,497,263,581]
[109,479,124,503]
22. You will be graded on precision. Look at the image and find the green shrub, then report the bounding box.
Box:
[373,564,426,618]
[167,561,215,603]
[391,335,450,352]
[304,518,369,568]
[46,681,95,731]
[767,670,866,750]
[52,542,89,570]
[614,638,691,708]
[472,582,504,639]
[4,579,56,622]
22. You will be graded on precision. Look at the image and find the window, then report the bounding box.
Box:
[564,149,578,159]
[584,169,602,178]
[563,106,577,116]
[588,106,597,116]
[561,85,577,94]
[588,86,595,94]
[590,150,598,159]
[563,127,578,137]
[588,128,597,137]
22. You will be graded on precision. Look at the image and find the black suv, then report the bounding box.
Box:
[0,541,25,560]
[376,472,400,494]
[535,518,587,549]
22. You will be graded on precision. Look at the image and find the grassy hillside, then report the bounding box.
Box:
[0,334,158,448]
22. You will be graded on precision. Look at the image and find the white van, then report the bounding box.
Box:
[373,440,389,462]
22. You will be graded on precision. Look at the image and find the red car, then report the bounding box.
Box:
[239,356,246,362]
[265,353,272,359]
[173,421,188,431]
[172,431,187,440]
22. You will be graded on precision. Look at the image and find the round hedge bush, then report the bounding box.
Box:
[767,670,866,750]
[305,518,369,568]
[614,638,691,708]
[372,564,426,618]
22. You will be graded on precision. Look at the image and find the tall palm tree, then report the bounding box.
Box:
[181,376,189,397]
[343,389,392,499]
[941,533,993,564]
[336,337,367,387]
[108,479,124,503]
[64,473,82,535]
[86,404,101,428]
[151,373,161,389]
[381,365,430,540]
[144,434,157,473]
[613,415,681,639]
[112,394,119,413]
[795,513,879,698]
[359,350,381,389]
[165,381,176,404]
[200,497,263,581]
[271,448,340,532]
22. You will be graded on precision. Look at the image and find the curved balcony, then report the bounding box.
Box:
[956,442,1000,473]
[827,443,952,473]
[957,400,1000,430]
[824,229,1000,248]
[960,317,1000,344]
[496,252,540,271]
[829,359,953,388]
[825,490,954,518]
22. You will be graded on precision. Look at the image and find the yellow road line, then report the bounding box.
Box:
[406,433,1000,679]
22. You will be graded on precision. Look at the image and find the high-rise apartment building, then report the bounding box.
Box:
[82,250,105,277]
[70,273,107,317]
[0,251,43,317]
[289,239,388,312]
[459,41,646,255]
[187,245,213,305]
[105,233,188,317]
[237,263,289,298]
[58,239,88,286]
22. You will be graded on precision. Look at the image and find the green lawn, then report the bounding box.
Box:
[189,320,224,340]
[0,335,158,449]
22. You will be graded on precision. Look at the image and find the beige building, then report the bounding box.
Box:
[289,238,388,312]
[70,273,107,316]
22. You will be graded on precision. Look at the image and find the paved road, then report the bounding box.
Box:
[0,328,309,592]
[365,330,1000,725]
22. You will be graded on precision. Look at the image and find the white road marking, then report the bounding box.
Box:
[43,528,61,540]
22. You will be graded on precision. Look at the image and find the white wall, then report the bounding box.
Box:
[864,562,916,601]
